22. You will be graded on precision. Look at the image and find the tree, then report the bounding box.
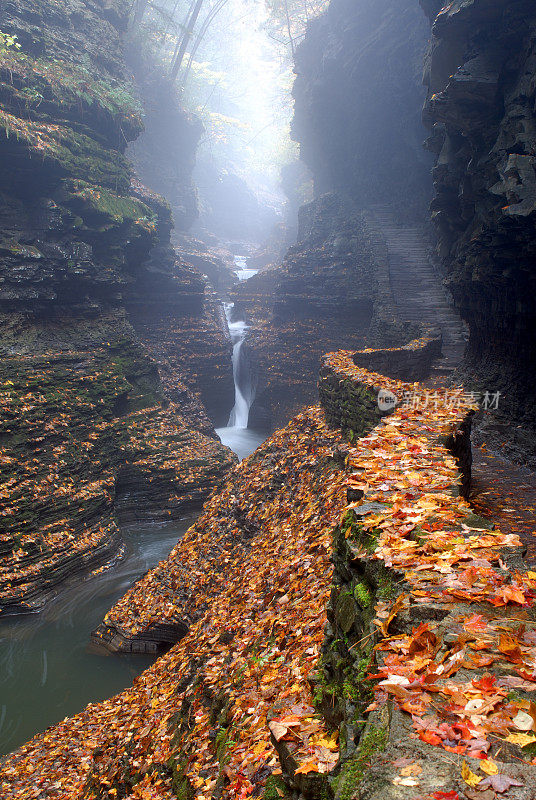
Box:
[264,0,328,56]
[170,0,205,81]
[131,0,232,88]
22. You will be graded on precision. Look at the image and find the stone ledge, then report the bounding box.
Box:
[315,356,535,800]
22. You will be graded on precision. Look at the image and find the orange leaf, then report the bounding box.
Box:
[294,761,320,775]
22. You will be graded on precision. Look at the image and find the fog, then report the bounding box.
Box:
[132,0,314,242]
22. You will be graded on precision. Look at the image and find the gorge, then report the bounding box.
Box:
[1,1,536,799]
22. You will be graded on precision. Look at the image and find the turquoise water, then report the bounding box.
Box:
[0,517,194,755]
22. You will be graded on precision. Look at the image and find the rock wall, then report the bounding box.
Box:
[234,0,436,434]
[233,194,418,431]
[292,0,432,222]
[0,0,235,612]
[421,0,536,436]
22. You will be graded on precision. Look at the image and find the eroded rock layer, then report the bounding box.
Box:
[232,194,417,431]
[0,0,235,611]
[421,0,536,434]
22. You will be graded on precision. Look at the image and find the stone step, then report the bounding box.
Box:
[365,204,466,373]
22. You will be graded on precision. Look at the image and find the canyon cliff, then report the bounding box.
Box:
[234,194,417,431]
[234,0,457,432]
[292,0,432,221]
[0,0,235,613]
[421,0,536,459]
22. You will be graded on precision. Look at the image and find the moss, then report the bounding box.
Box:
[339,511,381,553]
[507,691,524,703]
[334,718,388,800]
[0,49,143,132]
[168,760,195,800]
[263,775,292,800]
[335,591,358,634]
[462,512,495,530]
[0,109,132,191]
[376,570,397,601]
[63,181,156,232]
[353,582,371,609]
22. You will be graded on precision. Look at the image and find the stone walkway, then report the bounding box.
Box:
[471,440,536,565]
[364,204,467,377]
[364,205,536,567]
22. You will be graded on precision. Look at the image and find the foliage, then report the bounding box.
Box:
[264,0,329,55]
[0,47,142,124]
[2,353,536,797]
[0,30,21,54]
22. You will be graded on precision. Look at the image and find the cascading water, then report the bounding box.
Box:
[233,255,258,282]
[215,255,265,460]
[226,304,253,428]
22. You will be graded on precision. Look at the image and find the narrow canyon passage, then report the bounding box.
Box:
[1,0,536,797]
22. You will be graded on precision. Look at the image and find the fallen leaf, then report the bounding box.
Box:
[461,760,481,787]
[512,710,534,731]
[479,759,498,776]
[479,774,524,793]
[294,761,320,775]
[392,775,419,786]
[380,593,407,636]
[268,722,288,742]
[504,732,536,746]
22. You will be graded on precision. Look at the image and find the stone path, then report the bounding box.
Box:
[364,204,467,377]
[471,441,536,564]
[364,206,536,563]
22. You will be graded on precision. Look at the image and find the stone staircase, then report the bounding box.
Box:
[364,205,467,376]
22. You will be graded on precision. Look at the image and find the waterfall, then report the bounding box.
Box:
[215,254,265,460]
[225,303,253,428]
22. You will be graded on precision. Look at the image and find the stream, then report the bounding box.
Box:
[0,254,265,757]
[0,517,194,756]
[216,254,266,460]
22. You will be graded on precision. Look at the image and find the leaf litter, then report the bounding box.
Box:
[2,356,536,798]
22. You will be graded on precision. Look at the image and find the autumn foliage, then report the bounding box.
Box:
[2,353,536,798]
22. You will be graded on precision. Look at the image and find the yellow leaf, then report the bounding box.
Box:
[309,733,338,751]
[479,759,498,776]
[461,760,482,787]
[505,732,536,747]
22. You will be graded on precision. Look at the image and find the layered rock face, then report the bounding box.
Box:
[233,194,417,431]
[292,0,432,221]
[233,0,436,433]
[0,0,235,612]
[420,0,536,435]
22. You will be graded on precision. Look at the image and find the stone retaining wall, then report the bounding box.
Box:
[319,337,441,440]
[352,334,442,382]
[314,349,534,799]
